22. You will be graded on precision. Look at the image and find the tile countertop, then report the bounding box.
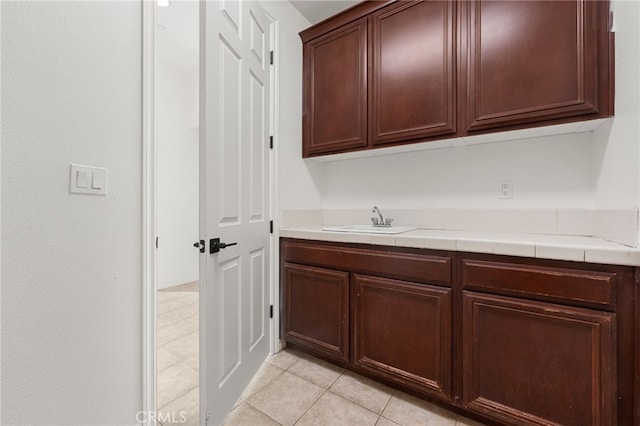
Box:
[279,226,640,267]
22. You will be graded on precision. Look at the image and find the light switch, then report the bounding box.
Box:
[76,170,89,188]
[92,171,105,189]
[70,164,108,195]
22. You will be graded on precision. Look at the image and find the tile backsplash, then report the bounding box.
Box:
[593,209,639,247]
[281,208,639,248]
[280,209,323,227]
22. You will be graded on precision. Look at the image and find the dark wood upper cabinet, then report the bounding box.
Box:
[462,0,612,132]
[302,18,368,156]
[462,291,616,425]
[370,0,456,146]
[300,0,613,158]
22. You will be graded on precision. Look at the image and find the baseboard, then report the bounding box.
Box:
[156,276,199,290]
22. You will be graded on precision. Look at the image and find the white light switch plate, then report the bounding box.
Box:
[70,164,108,195]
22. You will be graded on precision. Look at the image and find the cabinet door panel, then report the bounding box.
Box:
[354,274,452,399]
[465,0,601,131]
[463,291,616,426]
[303,19,367,156]
[371,0,456,145]
[283,263,350,362]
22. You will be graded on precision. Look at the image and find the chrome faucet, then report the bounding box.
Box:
[371,206,393,227]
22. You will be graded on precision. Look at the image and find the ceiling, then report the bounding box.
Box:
[290,0,360,24]
[156,0,358,73]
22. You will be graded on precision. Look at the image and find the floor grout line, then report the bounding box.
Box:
[324,388,390,419]
[292,387,330,425]
[244,399,285,426]
[379,389,394,417]
[157,328,199,350]
[158,383,199,413]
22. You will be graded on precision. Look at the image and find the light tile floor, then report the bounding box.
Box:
[157,281,199,426]
[225,349,487,426]
[158,282,487,426]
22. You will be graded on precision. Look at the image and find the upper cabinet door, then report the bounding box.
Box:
[370,1,456,146]
[303,19,367,156]
[464,0,606,132]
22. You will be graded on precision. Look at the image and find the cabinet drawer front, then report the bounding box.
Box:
[283,263,350,362]
[284,241,451,286]
[461,259,617,309]
[354,274,452,399]
[462,291,616,426]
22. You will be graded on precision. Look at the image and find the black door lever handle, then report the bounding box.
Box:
[210,238,238,254]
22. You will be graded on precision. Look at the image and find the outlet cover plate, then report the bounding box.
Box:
[499,181,513,199]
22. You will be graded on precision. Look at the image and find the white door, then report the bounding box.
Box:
[199,0,271,424]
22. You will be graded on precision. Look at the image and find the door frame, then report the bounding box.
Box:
[141,1,281,421]
[265,10,283,359]
[142,0,157,421]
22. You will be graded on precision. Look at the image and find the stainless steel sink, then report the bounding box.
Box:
[322,225,417,235]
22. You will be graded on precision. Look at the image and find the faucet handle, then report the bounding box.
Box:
[385,218,393,226]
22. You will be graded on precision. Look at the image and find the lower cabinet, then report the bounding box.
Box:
[281,238,636,425]
[283,262,349,362]
[353,274,452,399]
[462,291,616,426]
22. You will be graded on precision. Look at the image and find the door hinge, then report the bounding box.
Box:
[269,135,273,149]
[155,236,158,249]
[270,220,274,234]
[270,50,274,65]
[206,411,211,425]
[270,304,273,318]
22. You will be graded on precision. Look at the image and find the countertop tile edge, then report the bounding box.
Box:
[279,227,640,266]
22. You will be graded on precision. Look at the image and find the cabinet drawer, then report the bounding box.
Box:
[461,259,617,310]
[283,240,451,287]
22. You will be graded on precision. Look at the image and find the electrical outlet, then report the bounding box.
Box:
[499,181,513,199]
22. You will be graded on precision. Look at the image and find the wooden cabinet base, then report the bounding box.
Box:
[281,238,636,425]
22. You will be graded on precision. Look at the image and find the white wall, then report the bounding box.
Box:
[260,1,324,212]
[592,0,640,211]
[321,133,594,209]
[156,60,199,289]
[2,2,142,424]
[0,2,3,421]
